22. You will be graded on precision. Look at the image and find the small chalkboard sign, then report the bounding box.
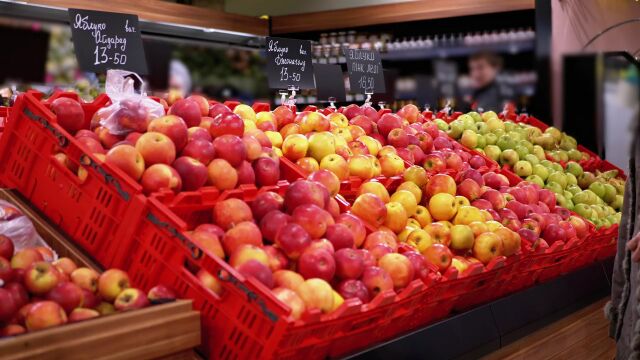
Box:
[343,48,385,94]
[68,9,148,74]
[313,64,346,102]
[265,37,315,90]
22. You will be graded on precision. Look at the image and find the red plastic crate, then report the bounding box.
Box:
[0,91,150,269]
[125,184,450,359]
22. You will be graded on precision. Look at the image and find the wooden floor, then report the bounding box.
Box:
[482,298,616,360]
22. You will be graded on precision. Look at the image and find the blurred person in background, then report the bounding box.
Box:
[169,59,192,98]
[468,52,511,112]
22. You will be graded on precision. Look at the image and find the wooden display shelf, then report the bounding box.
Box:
[21,0,267,36]
[271,0,535,34]
[0,188,202,360]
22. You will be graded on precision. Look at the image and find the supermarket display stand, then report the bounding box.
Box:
[347,258,613,359]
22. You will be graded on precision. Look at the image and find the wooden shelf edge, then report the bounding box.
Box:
[271,0,535,34]
[23,0,268,36]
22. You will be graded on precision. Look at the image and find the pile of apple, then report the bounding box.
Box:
[179,174,441,319]
[277,103,493,181]
[50,95,288,195]
[0,234,175,337]
[443,111,624,229]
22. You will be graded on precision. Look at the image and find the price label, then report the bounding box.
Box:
[313,64,346,102]
[265,37,315,90]
[343,48,385,94]
[68,9,148,74]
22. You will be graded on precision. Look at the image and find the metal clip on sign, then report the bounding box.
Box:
[286,85,299,107]
[363,90,373,107]
[378,101,386,110]
[328,97,337,109]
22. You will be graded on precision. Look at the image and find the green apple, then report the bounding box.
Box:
[566,184,582,195]
[468,111,482,123]
[476,135,486,149]
[556,193,568,207]
[500,149,519,166]
[508,131,522,142]
[533,133,555,150]
[602,184,617,203]
[565,199,575,210]
[458,114,475,130]
[491,128,505,138]
[590,205,605,218]
[604,205,616,216]
[460,129,478,148]
[544,127,563,142]
[611,194,623,210]
[504,121,517,132]
[484,133,497,145]
[540,160,554,169]
[486,117,505,131]
[574,203,593,218]
[548,172,567,189]
[551,163,563,172]
[533,145,546,160]
[476,122,489,135]
[559,134,577,150]
[482,110,498,121]
[515,145,529,159]
[568,149,582,161]
[434,119,450,131]
[525,127,543,141]
[565,162,583,177]
[609,178,625,195]
[497,135,516,151]
[526,175,545,187]
[484,145,501,162]
[563,190,573,200]
[514,160,533,177]
[545,182,564,194]
[447,120,464,139]
[533,164,550,181]
[548,151,562,162]
[524,154,540,166]
[583,190,600,204]
[518,140,534,153]
[606,215,618,225]
[565,173,578,186]
[557,150,569,162]
[573,191,589,204]
[588,181,606,199]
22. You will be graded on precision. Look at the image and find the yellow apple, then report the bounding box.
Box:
[408,229,434,254]
[450,224,475,251]
[390,190,418,217]
[428,193,458,221]
[413,205,432,227]
[453,205,484,225]
[455,195,470,207]
[468,221,489,237]
[348,154,374,180]
[378,154,405,177]
[485,220,503,232]
[328,113,349,128]
[472,232,504,264]
[282,134,309,161]
[265,131,283,148]
[308,132,336,162]
[320,154,349,180]
[332,127,353,142]
[378,145,397,157]
[357,136,381,156]
[384,202,409,233]
[397,182,422,204]
[359,180,390,203]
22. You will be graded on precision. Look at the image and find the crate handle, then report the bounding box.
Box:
[23,107,68,147]
[216,269,279,322]
[80,154,130,201]
[145,211,203,260]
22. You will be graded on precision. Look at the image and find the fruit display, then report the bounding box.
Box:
[444,111,625,229]
[0,210,175,337]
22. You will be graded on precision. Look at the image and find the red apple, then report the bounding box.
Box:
[542,223,566,244]
[377,113,403,137]
[337,279,369,304]
[46,282,84,313]
[172,156,208,190]
[97,269,130,302]
[148,115,189,151]
[336,213,367,248]
[251,192,284,221]
[188,127,212,142]
[182,139,215,165]
[334,248,364,280]
[105,144,146,180]
[325,223,355,250]
[24,262,61,295]
[0,235,14,260]
[114,288,149,311]
[141,164,182,194]
[298,248,335,281]
[209,103,232,119]
[260,210,291,243]
[0,256,12,284]
[213,198,253,230]
[69,308,100,323]
[292,204,334,239]
[284,179,329,212]
[222,222,263,255]
[169,99,202,127]
[210,112,244,138]
[253,157,280,186]
[25,301,67,330]
[361,266,394,298]
[457,178,482,201]
[236,259,273,288]
[423,154,446,172]
[5,282,28,310]
[212,135,246,167]
[51,98,85,134]
[275,223,312,260]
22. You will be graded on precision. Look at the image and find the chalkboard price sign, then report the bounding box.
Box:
[343,48,385,94]
[265,37,315,90]
[68,9,148,74]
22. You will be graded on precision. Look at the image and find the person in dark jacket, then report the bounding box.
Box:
[609,120,640,359]
[468,52,510,112]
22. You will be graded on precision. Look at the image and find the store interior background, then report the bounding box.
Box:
[0,0,638,171]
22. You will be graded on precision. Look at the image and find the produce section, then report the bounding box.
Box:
[0,1,633,358]
[0,86,621,358]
